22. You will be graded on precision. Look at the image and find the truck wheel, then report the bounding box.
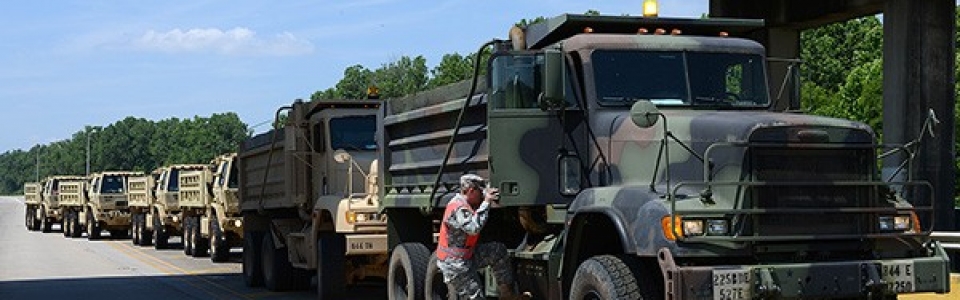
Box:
[569,255,658,300]
[63,211,72,237]
[184,217,195,256]
[242,231,264,287]
[25,208,33,230]
[87,212,101,240]
[210,219,229,263]
[388,243,429,300]
[71,212,84,238]
[192,217,209,257]
[424,253,450,300]
[317,233,346,299]
[30,208,41,231]
[131,214,141,245]
[154,216,169,249]
[138,215,153,246]
[261,233,295,291]
[40,209,51,233]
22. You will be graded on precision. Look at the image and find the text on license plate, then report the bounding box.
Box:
[713,268,752,300]
[881,261,915,293]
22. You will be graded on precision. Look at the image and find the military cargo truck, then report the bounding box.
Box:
[79,171,141,239]
[239,99,388,297]
[24,182,42,231]
[179,153,243,262]
[379,13,951,299]
[35,176,86,233]
[59,179,89,238]
[146,164,209,249]
[129,171,158,246]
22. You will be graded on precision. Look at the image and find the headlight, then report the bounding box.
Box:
[233,219,242,228]
[345,211,357,224]
[683,220,704,236]
[706,219,729,235]
[879,214,916,232]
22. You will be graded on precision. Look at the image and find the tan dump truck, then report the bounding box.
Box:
[179,153,242,262]
[24,182,43,231]
[82,171,141,239]
[147,164,209,249]
[239,99,387,297]
[59,178,89,238]
[34,176,86,233]
[129,170,158,246]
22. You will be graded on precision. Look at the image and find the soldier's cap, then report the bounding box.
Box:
[459,174,487,190]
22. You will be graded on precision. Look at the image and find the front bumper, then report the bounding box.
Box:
[658,245,951,299]
[98,210,131,226]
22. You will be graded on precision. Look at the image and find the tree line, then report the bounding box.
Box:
[1,10,958,200]
[0,113,248,194]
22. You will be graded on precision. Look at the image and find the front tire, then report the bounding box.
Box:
[86,211,101,240]
[261,233,294,291]
[184,217,194,256]
[209,218,229,263]
[40,209,51,233]
[388,243,430,300]
[153,215,168,250]
[569,255,661,300]
[191,217,209,257]
[317,233,346,299]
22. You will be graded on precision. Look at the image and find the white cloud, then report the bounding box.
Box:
[133,27,313,56]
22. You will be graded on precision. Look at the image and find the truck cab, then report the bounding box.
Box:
[83,171,142,239]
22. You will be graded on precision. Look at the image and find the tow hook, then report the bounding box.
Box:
[755,268,781,299]
[861,263,888,297]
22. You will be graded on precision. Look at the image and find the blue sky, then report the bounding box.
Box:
[0,0,707,152]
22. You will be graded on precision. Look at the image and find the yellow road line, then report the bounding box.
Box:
[108,241,254,299]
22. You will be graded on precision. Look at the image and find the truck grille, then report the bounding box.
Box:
[749,147,873,236]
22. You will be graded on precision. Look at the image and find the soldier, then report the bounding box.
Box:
[436,174,522,300]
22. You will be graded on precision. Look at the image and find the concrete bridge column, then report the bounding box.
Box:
[883,0,956,231]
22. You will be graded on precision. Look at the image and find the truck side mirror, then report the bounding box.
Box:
[540,49,565,110]
[630,100,660,128]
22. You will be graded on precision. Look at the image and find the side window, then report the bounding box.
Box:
[490,54,542,109]
[217,162,228,187]
[313,122,326,153]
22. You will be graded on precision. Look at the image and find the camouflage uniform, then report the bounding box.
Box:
[437,193,514,299]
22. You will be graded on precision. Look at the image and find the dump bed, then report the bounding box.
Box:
[24,182,41,205]
[59,181,88,207]
[238,127,311,211]
[378,80,489,210]
[179,168,213,209]
[127,175,155,208]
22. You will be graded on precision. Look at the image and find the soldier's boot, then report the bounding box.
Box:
[497,284,531,300]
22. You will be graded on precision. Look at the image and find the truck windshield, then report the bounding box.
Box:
[100,175,125,193]
[329,116,376,151]
[593,50,769,107]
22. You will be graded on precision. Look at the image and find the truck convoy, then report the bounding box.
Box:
[179,153,244,262]
[238,99,388,297]
[377,12,951,300]
[27,176,87,233]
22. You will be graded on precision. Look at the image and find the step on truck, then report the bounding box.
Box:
[24,181,42,231]
[80,171,142,239]
[379,12,951,300]
[38,176,87,235]
[129,170,159,246]
[146,164,210,250]
[178,153,243,262]
[239,99,388,297]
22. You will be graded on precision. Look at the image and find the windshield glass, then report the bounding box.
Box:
[593,50,768,107]
[329,116,377,151]
[100,175,125,194]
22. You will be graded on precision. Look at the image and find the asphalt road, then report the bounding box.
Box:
[0,196,385,300]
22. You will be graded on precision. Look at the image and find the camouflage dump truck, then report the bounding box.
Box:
[24,182,43,231]
[239,99,387,297]
[129,170,158,246]
[35,176,87,233]
[147,164,209,250]
[59,178,89,238]
[77,171,142,239]
[179,153,243,262]
[380,13,950,299]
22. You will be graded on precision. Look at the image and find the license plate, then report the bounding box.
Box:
[713,268,752,300]
[349,241,375,251]
[881,261,915,293]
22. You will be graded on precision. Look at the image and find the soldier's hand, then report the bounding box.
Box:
[484,187,500,203]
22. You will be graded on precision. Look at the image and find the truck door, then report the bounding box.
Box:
[487,53,582,206]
